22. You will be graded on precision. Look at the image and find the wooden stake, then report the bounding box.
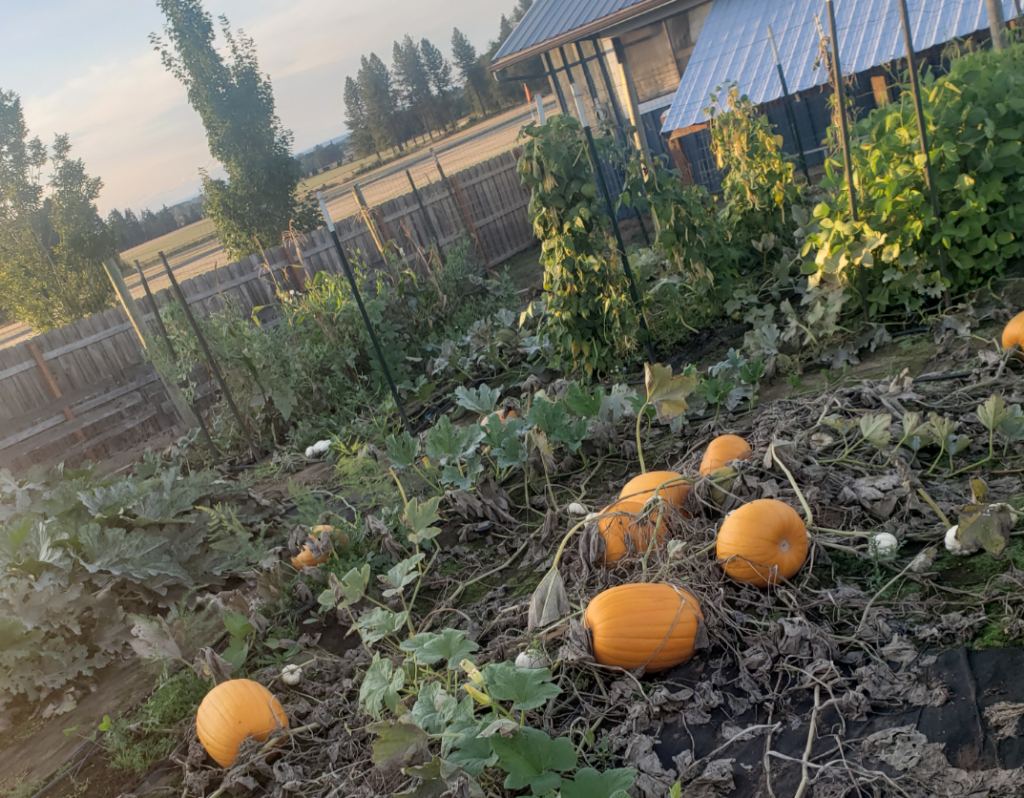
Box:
[26,338,93,459]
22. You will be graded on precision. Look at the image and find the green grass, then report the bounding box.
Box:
[101,667,212,774]
[119,218,218,264]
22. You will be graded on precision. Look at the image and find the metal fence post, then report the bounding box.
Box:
[572,84,655,363]
[317,193,412,435]
[159,252,259,461]
[768,24,812,182]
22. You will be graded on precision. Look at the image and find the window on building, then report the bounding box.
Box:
[617,2,712,105]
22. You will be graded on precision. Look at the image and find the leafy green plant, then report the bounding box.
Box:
[806,43,1024,315]
[519,115,643,377]
[634,364,697,473]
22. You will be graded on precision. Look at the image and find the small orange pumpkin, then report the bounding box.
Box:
[584,582,704,672]
[596,498,668,564]
[479,408,519,428]
[716,499,807,587]
[196,679,289,767]
[618,471,690,512]
[290,525,344,570]
[699,434,752,475]
[1002,310,1024,353]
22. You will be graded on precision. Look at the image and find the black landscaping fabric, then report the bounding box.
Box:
[651,648,1024,797]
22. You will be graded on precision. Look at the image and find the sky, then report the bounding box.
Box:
[0,0,504,215]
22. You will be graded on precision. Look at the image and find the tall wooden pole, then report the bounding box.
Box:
[896,0,950,288]
[103,258,201,435]
[431,148,485,263]
[133,260,219,457]
[822,2,868,318]
[406,169,445,264]
[159,252,259,461]
[987,0,1008,50]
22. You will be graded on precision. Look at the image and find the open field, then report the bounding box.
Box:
[119,218,218,269]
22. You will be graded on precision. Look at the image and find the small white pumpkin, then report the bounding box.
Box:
[869,532,899,558]
[515,649,550,670]
[944,525,964,555]
[281,663,303,686]
[567,502,588,517]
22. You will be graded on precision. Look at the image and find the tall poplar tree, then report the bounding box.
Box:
[152,0,317,259]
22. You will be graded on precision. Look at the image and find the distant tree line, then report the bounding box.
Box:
[296,140,346,179]
[344,0,545,159]
[105,197,206,252]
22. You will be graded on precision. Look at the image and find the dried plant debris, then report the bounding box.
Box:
[145,363,1024,798]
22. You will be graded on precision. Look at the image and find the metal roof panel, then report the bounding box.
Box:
[493,0,653,64]
[661,0,1016,133]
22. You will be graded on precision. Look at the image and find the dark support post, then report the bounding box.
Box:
[571,84,655,363]
[573,42,649,246]
[822,2,868,318]
[317,192,412,435]
[543,52,569,115]
[406,169,444,263]
[135,260,219,458]
[768,25,811,183]
[592,38,627,131]
[159,251,258,461]
[896,0,950,288]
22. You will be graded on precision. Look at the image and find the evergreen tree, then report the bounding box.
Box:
[107,208,129,250]
[358,53,402,154]
[452,28,490,114]
[510,0,533,24]
[0,91,115,331]
[421,38,457,130]
[123,208,145,247]
[344,76,378,159]
[392,35,435,139]
[153,0,317,259]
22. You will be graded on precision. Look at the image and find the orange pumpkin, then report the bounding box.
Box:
[699,434,752,475]
[1002,310,1024,353]
[716,499,807,587]
[618,471,690,513]
[479,408,519,428]
[290,525,344,570]
[196,679,289,767]
[596,498,668,564]
[584,583,704,672]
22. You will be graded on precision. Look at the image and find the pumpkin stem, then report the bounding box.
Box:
[635,402,648,474]
[768,442,813,526]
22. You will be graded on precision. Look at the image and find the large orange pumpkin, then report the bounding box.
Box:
[596,498,668,564]
[619,471,690,512]
[290,525,344,570]
[196,679,289,767]
[699,434,752,475]
[584,583,704,672]
[1002,310,1024,352]
[716,499,807,587]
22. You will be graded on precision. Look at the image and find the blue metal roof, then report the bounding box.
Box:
[662,0,1017,133]
[493,0,662,66]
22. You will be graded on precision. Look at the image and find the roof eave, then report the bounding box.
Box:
[489,0,680,73]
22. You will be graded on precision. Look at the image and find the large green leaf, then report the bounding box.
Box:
[369,718,429,766]
[75,525,190,583]
[489,727,577,793]
[386,431,420,469]
[360,654,406,720]
[400,629,479,670]
[560,768,636,798]
[482,662,561,710]
[446,718,499,776]
[454,384,501,415]
[380,554,425,597]
[354,607,410,646]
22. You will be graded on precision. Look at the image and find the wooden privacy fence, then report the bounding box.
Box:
[0,148,535,476]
